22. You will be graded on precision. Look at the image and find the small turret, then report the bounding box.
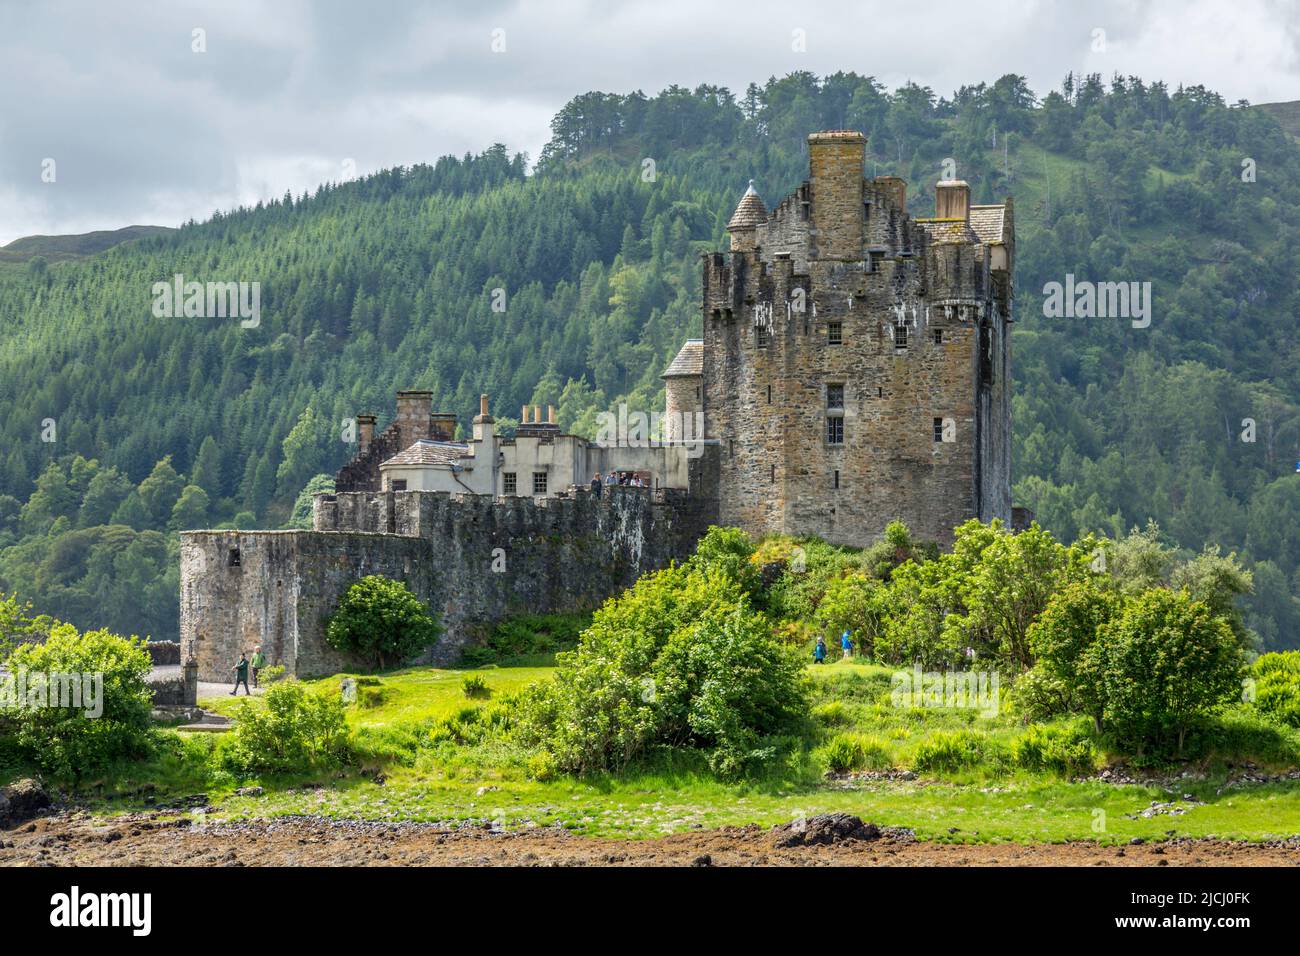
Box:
[726,181,767,252]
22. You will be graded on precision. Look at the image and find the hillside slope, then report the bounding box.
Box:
[0,72,1296,647]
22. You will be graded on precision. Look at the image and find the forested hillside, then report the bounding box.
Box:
[0,71,1297,647]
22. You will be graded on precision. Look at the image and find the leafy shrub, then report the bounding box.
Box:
[1092,589,1244,756]
[259,664,287,685]
[1252,651,1300,728]
[459,613,588,667]
[1008,666,1074,721]
[461,674,491,699]
[821,732,892,773]
[218,681,352,775]
[813,573,887,658]
[912,730,1008,774]
[4,621,153,779]
[324,575,441,669]
[515,558,808,777]
[688,526,760,597]
[1179,703,1300,767]
[1010,723,1097,776]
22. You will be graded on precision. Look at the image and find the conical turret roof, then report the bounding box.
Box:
[727,180,767,230]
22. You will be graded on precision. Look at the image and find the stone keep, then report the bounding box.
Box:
[699,130,1014,547]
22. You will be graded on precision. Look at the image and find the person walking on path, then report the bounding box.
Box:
[841,630,854,661]
[813,636,827,664]
[250,645,267,688]
[231,653,251,695]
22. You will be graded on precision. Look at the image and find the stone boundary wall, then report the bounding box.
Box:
[181,482,718,680]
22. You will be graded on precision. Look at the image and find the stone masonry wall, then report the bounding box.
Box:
[181,486,718,680]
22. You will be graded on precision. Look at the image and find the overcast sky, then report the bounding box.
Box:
[1,0,1297,245]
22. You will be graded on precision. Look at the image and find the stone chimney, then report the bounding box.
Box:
[521,404,529,423]
[808,130,866,260]
[547,405,556,425]
[430,412,457,442]
[473,394,495,443]
[936,180,970,222]
[394,390,433,448]
[356,414,376,454]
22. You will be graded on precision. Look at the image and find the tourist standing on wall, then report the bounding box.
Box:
[591,473,602,498]
[231,653,251,695]
[250,645,266,687]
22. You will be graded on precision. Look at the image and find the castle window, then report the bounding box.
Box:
[770,465,776,483]
[695,386,701,401]
[827,416,845,445]
[933,418,944,443]
[756,325,769,348]
[933,329,943,345]
[826,383,844,410]
[227,547,241,568]
[828,321,843,345]
[532,472,548,495]
[503,472,516,495]
[834,469,840,490]
[870,251,885,272]
[391,479,407,492]
[767,384,772,404]
[893,324,908,348]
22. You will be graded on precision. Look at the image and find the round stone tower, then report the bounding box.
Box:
[661,339,703,441]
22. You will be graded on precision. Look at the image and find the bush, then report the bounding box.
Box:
[821,732,892,773]
[259,664,287,686]
[461,674,491,699]
[459,613,588,667]
[515,560,809,777]
[1092,589,1244,756]
[1252,651,1300,728]
[325,575,441,669]
[4,622,154,779]
[218,681,352,775]
[912,730,1007,774]
[1010,723,1097,776]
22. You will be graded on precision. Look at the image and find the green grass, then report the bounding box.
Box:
[16,658,1297,843]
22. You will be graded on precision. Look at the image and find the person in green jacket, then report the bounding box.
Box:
[250,645,267,688]
[231,653,251,695]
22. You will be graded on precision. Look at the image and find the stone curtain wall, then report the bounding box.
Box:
[181,485,717,680]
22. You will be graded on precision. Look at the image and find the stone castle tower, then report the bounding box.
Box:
[690,130,1014,547]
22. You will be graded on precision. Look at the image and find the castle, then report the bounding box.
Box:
[180,131,1015,680]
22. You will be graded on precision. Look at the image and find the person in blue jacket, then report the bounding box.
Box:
[813,636,826,664]
[841,630,854,660]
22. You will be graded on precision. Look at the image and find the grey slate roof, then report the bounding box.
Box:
[727,181,768,230]
[381,439,470,469]
[969,204,1008,244]
[662,339,704,378]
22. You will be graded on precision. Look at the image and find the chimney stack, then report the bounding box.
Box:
[473,394,495,443]
[394,389,433,447]
[936,180,970,222]
[547,405,556,425]
[521,404,529,423]
[356,414,376,454]
[807,130,867,260]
